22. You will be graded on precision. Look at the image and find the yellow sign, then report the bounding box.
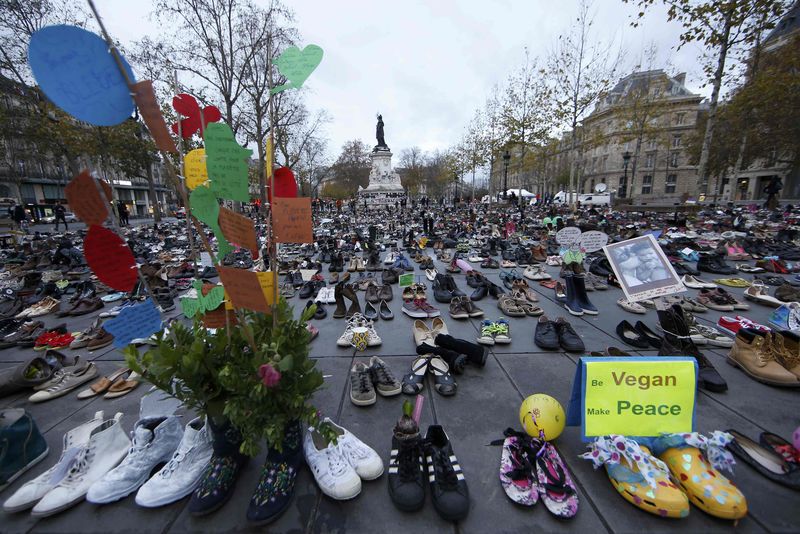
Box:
[581,358,696,437]
[257,271,276,306]
[184,148,208,190]
[265,138,273,180]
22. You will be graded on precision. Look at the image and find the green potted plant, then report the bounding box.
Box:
[125,298,335,521]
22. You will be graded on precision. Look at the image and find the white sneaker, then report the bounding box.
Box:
[303,425,361,500]
[135,417,213,508]
[336,316,359,347]
[365,321,382,347]
[384,252,396,265]
[31,413,130,517]
[324,418,383,480]
[3,411,105,513]
[87,416,183,504]
[523,264,551,280]
[425,268,438,282]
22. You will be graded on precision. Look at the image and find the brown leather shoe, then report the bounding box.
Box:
[379,284,393,302]
[727,329,799,387]
[531,245,547,263]
[69,297,104,317]
[87,328,114,351]
[365,284,380,304]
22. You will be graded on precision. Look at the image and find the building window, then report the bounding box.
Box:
[602,156,608,171]
[647,139,657,150]
[645,153,654,168]
[672,135,682,148]
[675,113,685,125]
[670,152,680,167]
[642,175,653,195]
[666,174,677,193]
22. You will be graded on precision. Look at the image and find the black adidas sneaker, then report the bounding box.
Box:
[424,425,469,521]
[388,435,425,511]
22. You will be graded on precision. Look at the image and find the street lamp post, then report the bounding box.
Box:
[453,173,458,206]
[620,151,632,198]
[502,150,510,201]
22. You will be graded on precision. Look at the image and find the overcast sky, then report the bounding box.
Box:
[100,0,711,161]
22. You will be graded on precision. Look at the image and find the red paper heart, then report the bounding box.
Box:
[268,166,298,202]
[84,225,137,292]
[170,93,221,139]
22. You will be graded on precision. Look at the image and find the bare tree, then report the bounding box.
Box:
[548,0,623,208]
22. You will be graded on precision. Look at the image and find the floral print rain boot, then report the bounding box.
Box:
[246,421,303,524]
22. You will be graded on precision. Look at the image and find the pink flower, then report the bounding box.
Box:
[258,363,281,388]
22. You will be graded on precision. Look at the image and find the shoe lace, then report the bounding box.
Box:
[354,370,371,393]
[397,439,423,482]
[424,441,459,490]
[61,444,95,487]
[324,446,348,476]
[491,322,509,336]
[755,335,777,365]
[372,363,396,385]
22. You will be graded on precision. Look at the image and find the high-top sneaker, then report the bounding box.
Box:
[4,411,104,512]
[188,418,249,516]
[32,413,130,517]
[136,417,213,508]
[87,416,183,504]
[424,425,469,521]
[388,405,425,511]
[0,409,49,493]
[657,304,727,392]
[247,421,303,524]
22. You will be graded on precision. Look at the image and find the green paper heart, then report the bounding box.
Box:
[271,44,323,94]
[190,185,232,259]
[201,285,225,312]
[204,123,253,202]
[181,297,200,318]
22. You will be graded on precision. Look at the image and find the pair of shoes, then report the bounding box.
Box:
[726,429,800,490]
[28,357,99,403]
[534,316,584,352]
[336,313,382,349]
[523,264,550,280]
[448,295,483,319]
[349,356,401,406]
[617,297,647,314]
[304,419,383,500]
[333,282,360,319]
[561,274,597,316]
[727,328,800,386]
[495,428,578,517]
[616,320,661,349]
[476,318,511,346]
[432,274,465,303]
[388,415,469,521]
[402,298,440,318]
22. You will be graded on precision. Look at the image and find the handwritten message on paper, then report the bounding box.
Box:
[28,25,136,126]
[84,225,137,292]
[184,149,209,190]
[132,80,176,153]
[256,271,276,306]
[104,299,163,348]
[271,44,324,94]
[556,227,582,246]
[578,231,609,253]
[205,123,253,202]
[272,197,313,243]
[180,280,225,318]
[218,267,270,313]
[65,171,112,225]
[218,207,259,258]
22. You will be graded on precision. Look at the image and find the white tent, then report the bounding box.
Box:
[504,188,535,198]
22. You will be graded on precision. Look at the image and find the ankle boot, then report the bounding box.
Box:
[189,417,248,516]
[563,274,584,316]
[333,283,347,319]
[572,274,598,315]
[246,420,302,524]
[432,334,487,367]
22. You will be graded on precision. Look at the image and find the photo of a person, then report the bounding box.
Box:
[604,234,684,302]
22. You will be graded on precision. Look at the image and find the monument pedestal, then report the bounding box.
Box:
[357,147,406,207]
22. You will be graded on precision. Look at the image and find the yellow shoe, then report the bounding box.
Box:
[582,436,689,518]
[658,438,747,520]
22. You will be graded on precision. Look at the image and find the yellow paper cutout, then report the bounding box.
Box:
[184,148,208,190]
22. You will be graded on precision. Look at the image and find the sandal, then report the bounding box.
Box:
[512,279,539,303]
[427,356,456,396]
[536,441,579,518]
[401,356,428,394]
[498,295,525,317]
[76,367,131,399]
[103,371,141,399]
[491,428,540,506]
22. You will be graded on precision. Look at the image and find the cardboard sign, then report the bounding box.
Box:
[184,149,209,190]
[84,225,137,292]
[28,25,136,126]
[205,122,253,202]
[64,171,112,225]
[399,273,414,287]
[556,227,581,245]
[271,44,324,94]
[171,93,221,138]
[218,207,259,259]
[566,357,697,439]
[132,80,177,153]
[218,267,270,313]
[603,234,686,302]
[272,197,313,243]
[578,230,608,253]
[103,298,163,348]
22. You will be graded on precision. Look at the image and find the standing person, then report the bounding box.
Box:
[10,202,27,232]
[118,201,129,226]
[763,176,783,211]
[53,201,68,231]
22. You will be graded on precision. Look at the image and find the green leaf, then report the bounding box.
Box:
[276,353,294,372]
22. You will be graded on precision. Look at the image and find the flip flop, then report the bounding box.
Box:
[492,428,540,507]
[535,442,579,518]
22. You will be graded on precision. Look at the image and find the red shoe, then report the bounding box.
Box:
[47,333,75,349]
[33,331,58,350]
[717,315,770,336]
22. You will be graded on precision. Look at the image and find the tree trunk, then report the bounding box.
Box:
[629,134,643,201]
[145,162,162,222]
[697,13,732,195]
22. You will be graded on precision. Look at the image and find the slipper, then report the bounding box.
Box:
[651,432,747,520]
[581,435,689,518]
[726,429,800,490]
[492,428,540,506]
[103,371,141,399]
[713,278,751,288]
[76,367,131,399]
[535,441,579,518]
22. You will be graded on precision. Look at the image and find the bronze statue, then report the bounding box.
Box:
[376,114,387,148]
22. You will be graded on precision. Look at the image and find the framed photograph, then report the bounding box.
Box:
[603,234,685,302]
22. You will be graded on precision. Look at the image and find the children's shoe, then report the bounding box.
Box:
[582,435,689,518]
[650,432,747,520]
[493,319,511,344]
[477,320,495,346]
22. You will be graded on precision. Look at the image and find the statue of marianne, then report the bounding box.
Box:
[376,114,387,148]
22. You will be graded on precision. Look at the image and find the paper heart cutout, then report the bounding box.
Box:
[268,166,298,202]
[84,225,137,292]
[189,185,233,258]
[103,298,162,348]
[271,45,323,94]
[64,171,112,225]
[170,93,221,139]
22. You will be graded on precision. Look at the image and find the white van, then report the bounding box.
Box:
[552,191,610,206]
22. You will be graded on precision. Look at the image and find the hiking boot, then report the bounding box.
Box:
[727,329,799,387]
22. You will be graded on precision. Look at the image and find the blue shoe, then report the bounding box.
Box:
[246,422,302,525]
[188,419,248,516]
[770,302,800,331]
[0,409,48,492]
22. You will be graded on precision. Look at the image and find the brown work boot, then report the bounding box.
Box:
[727,329,799,387]
[774,331,800,379]
[531,245,547,263]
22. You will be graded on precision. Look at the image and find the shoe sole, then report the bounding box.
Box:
[449,312,470,319]
[564,306,584,316]
[0,446,49,493]
[726,357,800,387]
[350,394,377,406]
[476,338,495,346]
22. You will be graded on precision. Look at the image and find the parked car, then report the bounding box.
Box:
[175,207,187,219]
[41,212,78,223]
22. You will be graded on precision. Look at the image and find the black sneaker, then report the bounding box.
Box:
[424,425,469,521]
[534,315,559,350]
[388,433,425,511]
